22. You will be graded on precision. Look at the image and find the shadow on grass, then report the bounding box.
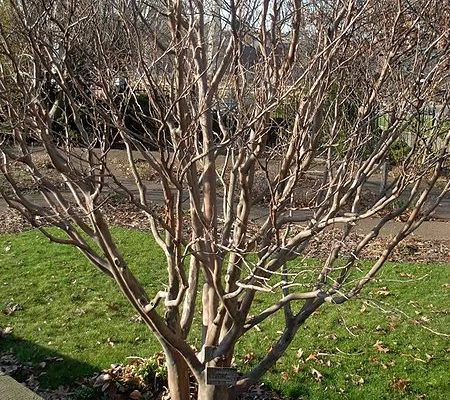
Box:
[0,333,98,390]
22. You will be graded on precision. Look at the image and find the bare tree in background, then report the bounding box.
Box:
[1,0,449,399]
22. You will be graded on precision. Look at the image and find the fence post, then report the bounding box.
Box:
[380,157,390,195]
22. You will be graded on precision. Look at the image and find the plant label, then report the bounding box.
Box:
[206,367,238,386]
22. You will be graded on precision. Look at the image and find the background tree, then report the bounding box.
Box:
[0,1,449,399]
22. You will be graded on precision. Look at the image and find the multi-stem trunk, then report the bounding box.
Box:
[197,381,231,400]
[164,346,191,400]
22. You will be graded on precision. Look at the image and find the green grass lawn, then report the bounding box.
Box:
[1,228,449,399]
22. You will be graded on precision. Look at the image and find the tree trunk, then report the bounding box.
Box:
[164,347,191,400]
[197,382,231,400]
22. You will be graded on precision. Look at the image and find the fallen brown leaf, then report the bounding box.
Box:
[280,371,290,381]
[391,377,409,393]
[2,302,22,316]
[310,368,323,382]
[387,322,397,331]
[242,352,256,365]
[305,352,318,362]
[296,348,304,360]
[373,341,389,353]
[0,326,13,337]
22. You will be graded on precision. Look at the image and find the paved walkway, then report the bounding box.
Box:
[0,149,449,240]
[1,180,449,241]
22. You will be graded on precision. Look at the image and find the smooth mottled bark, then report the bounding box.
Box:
[0,1,448,399]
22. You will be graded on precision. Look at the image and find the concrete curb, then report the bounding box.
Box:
[0,375,44,400]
